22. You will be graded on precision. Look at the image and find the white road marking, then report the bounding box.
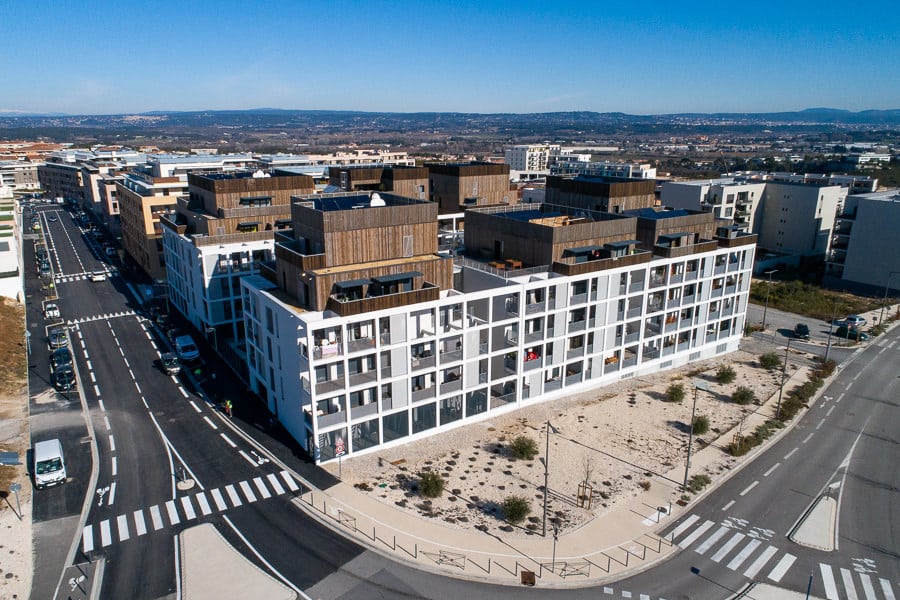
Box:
[853,371,861,380]
[196,492,213,516]
[280,470,299,492]
[116,514,130,541]
[695,526,729,555]
[744,545,778,579]
[837,393,844,403]
[766,553,796,582]
[220,433,237,448]
[859,574,876,600]
[86,360,92,371]
[179,386,189,398]
[100,520,112,547]
[817,418,826,430]
[104,416,111,430]
[784,447,799,459]
[180,496,197,520]
[266,473,285,495]
[98,399,106,412]
[879,578,896,600]
[108,481,117,506]
[128,369,134,379]
[820,563,839,600]
[711,532,745,563]
[604,588,613,595]
[802,433,814,444]
[826,405,835,416]
[90,372,96,383]
[239,480,258,503]
[203,416,218,430]
[721,500,735,512]
[238,450,257,467]
[150,505,164,530]
[111,456,117,477]
[225,485,242,507]
[165,500,180,525]
[679,520,715,549]
[640,595,649,600]
[211,488,228,511]
[134,382,141,394]
[141,397,148,409]
[726,538,760,571]
[82,526,94,553]
[763,463,780,477]
[840,568,859,600]
[133,510,147,536]
[94,384,101,397]
[622,592,631,598]
[846,382,853,390]
[109,434,116,452]
[189,400,201,413]
[670,515,700,539]
[740,481,759,496]
[253,477,272,499]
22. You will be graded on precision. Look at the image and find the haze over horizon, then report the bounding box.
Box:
[2,0,898,116]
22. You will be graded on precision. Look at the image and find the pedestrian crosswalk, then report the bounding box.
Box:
[55,270,115,284]
[667,515,899,599]
[66,310,137,325]
[82,470,300,553]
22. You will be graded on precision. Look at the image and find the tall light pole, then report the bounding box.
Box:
[879,271,899,326]
[551,525,559,572]
[541,420,558,537]
[761,269,778,331]
[824,299,839,364]
[775,338,792,420]
[683,380,709,492]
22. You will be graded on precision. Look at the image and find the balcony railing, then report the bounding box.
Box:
[565,373,582,386]
[624,331,640,344]
[318,410,346,428]
[570,293,588,305]
[551,250,652,277]
[350,402,378,420]
[525,300,546,315]
[622,356,638,369]
[326,283,440,317]
[714,263,727,275]
[348,370,378,387]
[440,349,463,363]
[568,320,586,333]
[316,378,345,394]
[545,379,562,392]
[411,385,436,402]
[410,354,436,370]
[626,306,642,319]
[523,357,542,371]
[440,378,463,394]
[524,330,544,344]
[347,337,376,353]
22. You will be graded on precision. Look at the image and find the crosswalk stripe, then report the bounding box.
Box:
[679,520,715,549]
[280,470,299,492]
[180,496,197,520]
[727,539,760,571]
[133,510,147,537]
[766,553,796,582]
[668,514,699,541]
[239,480,258,503]
[840,568,859,600]
[640,595,650,600]
[225,484,242,507]
[150,505,164,530]
[253,477,272,499]
[695,526,729,555]
[880,578,896,600]
[82,526,94,553]
[100,520,112,547]
[266,473,285,495]
[744,546,778,579]
[711,532,745,563]
[196,492,213,516]
[859,574,876,600]
[211,488,228,512]
[116,514,130,542]
[820,563,839,600]
[165,500,180,525]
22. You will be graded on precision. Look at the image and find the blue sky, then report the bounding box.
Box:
[1,0,898,115]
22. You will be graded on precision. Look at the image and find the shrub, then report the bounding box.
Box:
[502,495,532,524]
[727,419,784,456]
[691,415,710,435]
[812,359,836,379]
[759,352,781,370]
[731,386,756,405]
[687,474,711,493]
[716,365,737,384]
[418,471,445,498]
[665,383,685,403]
[508,435,539,460]
[638,480,652,491]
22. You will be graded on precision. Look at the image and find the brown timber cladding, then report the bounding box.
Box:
[545,176,656,212]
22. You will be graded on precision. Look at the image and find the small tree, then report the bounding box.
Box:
[692,415,710,435]
[509,435,539,460]
[502,495,531,524]
[716,365,737,384]
[666,383,685,403]
[759,352,781,370]
[418,471,445,498]
[731,386,756,405]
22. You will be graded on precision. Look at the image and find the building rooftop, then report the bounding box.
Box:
[299,192,428,212]
[625,207,694,220]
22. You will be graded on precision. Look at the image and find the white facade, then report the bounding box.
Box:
[661,178,766,232]
[553,160,657,179]
[504,144,560,172]
[756,182,843,256]
[242,243,754,463]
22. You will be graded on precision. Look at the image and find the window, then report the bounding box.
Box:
[239,196,272,207]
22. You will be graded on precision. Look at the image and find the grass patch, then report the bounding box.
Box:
[418,471,445,498]
[731,386,756,405]
[508,435,538,460]
[687,474,711,493]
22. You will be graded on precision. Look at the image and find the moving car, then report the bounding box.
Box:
[44,303,60,319]
[48,328,69,349]
[174,335,200,363]
[843,315,867,328]
[161,352,181,375]
[50,347,73,371]
[33,439,67,489]
[53,365,76,391]
[48,214,58,222]
[89,270,107,282]
[793,323,810,340]
[834,325,869,341]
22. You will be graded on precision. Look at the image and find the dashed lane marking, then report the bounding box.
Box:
[763,463,780,477]
[220,433,237,448]
[203,416,218,430]
[109,435,116,453]
[740,481,759,496]
[238,450,257,467]
[108,482,116,506]
[802,433,814,444]
[784,447,799,459]
[82,526,94,553]
[721,500,735,511]
[179,387,189,398]
[189,400,201,413]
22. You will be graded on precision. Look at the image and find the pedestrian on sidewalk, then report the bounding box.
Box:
[224,399,233,418]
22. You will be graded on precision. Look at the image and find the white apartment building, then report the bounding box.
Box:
[257,150,415,170]
[553,160,657,179]
[148,153,257,178]
[661,178,767,232]
[504,144,560,172]
[240,196,755,463]
[756,181,843,257]
[0,161,41,190]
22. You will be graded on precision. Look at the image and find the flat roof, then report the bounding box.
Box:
[625,207,693,220]
[305,193,426,212]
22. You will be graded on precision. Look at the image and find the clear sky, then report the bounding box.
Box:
[1,0,898,115]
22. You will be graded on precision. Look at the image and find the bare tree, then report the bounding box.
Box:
[581,453,596,486]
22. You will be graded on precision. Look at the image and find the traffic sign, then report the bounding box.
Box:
[335,436,345,457]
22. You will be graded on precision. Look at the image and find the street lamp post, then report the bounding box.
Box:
[551,525,559,573]
[541,420,558,537]
[683,380,709,492]
[879,271,900,326]
[761,269,778,331]
[775,338,792,420]
[824,300,839,364]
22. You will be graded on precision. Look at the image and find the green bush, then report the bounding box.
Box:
[691,415,710,435]
[731,386,756,405]
[687,474,711,493]
[665,383,685,403]
[727,419,784,456]
[417,471,445,498]
[812,359,837,379]
[502,495,532,524]
[716,365,737,384]
[759,352,781,370]
[508,435,538,460]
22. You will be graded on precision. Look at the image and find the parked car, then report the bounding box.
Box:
[53,365,76,391]
[44,303,60,319]
[33,439,67,489]
[793,323,810,340]
[48,328,69,349]
[842,315,867,328]
[834,325,869,341]
[174,335,200,363]
[161,352,181,375]
[50,347,73,370]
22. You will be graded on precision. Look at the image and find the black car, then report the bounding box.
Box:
[834,325,869,341]
[793,323,810,340]
[51,347,73,370]
[53,366,76,391]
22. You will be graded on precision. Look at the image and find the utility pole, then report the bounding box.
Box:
[879,271,899,326]
[776,338,792,420]
[824,300,838,364]
[683,380,709,492]
[541,420,558,537]
[761,269,778,331]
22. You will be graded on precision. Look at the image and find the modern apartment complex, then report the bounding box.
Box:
[327,165,429,199]
[552,160,657,180]
[545,175,657,214]
[661,178,767,232]
[240,194,755,463]
[504,144,560,172]
[427,163,513,213]
[0,161,40,190]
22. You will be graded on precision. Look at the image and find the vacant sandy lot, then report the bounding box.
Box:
[339,349,792,537]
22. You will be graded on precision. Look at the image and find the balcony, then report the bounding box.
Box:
[525,300,546,315]
[647,301,664,314]
[711,286,724,298]
[666,296,681,309]
[715,233,757,248]
[567,319,586,333]
[523,356,543,371]
[411,385,436,403]
[524,330,544,344]
[725,285,737,295]
[622,356,637,369]
[570,292,588,305]
[603,358,619,374]
[565,372,582,386]
[677,341,691,353]
[714,263,727,275]
[670,272,684,284]
[684,269,699,281]
[440,378,463,395]
[544,378,562,392]
[643,348,660,361]
[624,331,640,344]
[567,347,584,360]
[347,337,376,353]
[410,354,436,371]
[318,410,346,428]
[682,294,696,305]
[649,276,666,288]
[316,378,345,395]
[629,281,645,294]
[350,402,378,420]
[626,306,642,319]
[313,344,343,360]
[326,283,440,317]
[440,348,463,363]
[551,250,652,277]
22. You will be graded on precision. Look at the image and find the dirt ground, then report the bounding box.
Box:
[338,350,792,538]
[0,297,32,599]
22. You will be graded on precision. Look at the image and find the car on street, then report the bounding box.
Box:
[53,365,76,391]
[174,335,200,363]
[50,347,73,370]
[834,325,869,341]
[842,315,867,328]
[48,328,69,349]
[44,303,60,319]
[39,264,52,278]
[48,214,58,222]
[793,323,810,340]
[89,270,107,282]
[161,352,181,375]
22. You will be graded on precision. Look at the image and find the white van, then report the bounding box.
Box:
[174,335,200,363]
[33,438,67,489]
